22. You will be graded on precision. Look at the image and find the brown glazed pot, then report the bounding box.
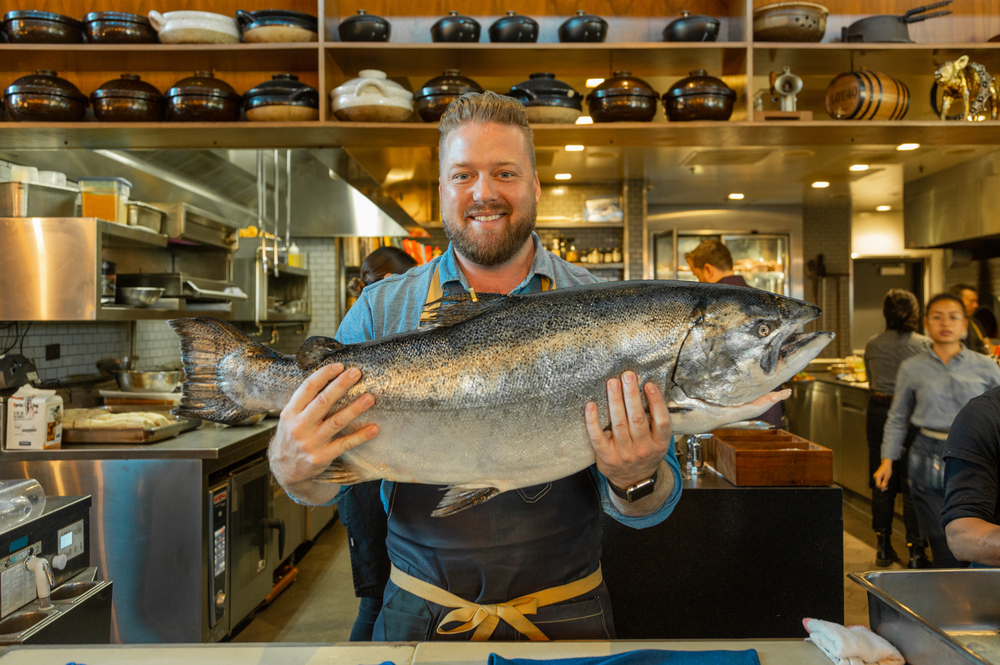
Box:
[4,70,88,121]
[662,69,736,121]
[508,72,583,123]
[4,10,84,44]
[83,12,158,44]
[91,74,166,122]
[414,70,483,122]
[244,73,320,122]
[166,71,242,121]
[586,70,659,122]
[338,9,390,41]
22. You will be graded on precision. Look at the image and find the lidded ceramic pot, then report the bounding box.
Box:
[431,11,480,42]
[244,73,319,122]
[91,74,166,122]
[338,9,390,41]
[147,10,241,44]
[585,70,659,122]
[331,69,413,122]
[507,73,582,123]
[489,11,538,42]
[236,9,319,43]
[165,70,242,121]
[3,11,84,43]
[413,70,483,122]
[4,70,88,121]
[83,12,158,44]
[558,10,607,43]
[661,69,736,121]
[662,11,720,42]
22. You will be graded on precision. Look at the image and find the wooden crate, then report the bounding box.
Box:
[704,428,833,487]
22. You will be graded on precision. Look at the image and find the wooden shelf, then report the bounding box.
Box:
[752,42,1000,77]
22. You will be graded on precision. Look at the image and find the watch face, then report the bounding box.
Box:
[626,477,656,502]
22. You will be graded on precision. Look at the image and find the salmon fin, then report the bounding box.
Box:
[296,336,345,370]
[419,293,507,331]
[169,317,267,425]
[432,485,501,517]
[314,458,369,485]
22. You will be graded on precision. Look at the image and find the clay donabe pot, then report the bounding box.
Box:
[4,70,88,121]
[663,11,720,42]
[83,12,158,44]
[431,11,481,42]
[338,10,390,42]
[165,71,242,122]
[91,74,166,122]
[558,10,607,43]
[489,11,538,43]
[662,69,736,121]
[236,9,318,43]
[414,70,483,122]
[4,11,84,44]
[244,73,319,122]
[586,70,659,122]
[508,73,583,123]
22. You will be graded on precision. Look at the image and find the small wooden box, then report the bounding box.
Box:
[705,428,833,487]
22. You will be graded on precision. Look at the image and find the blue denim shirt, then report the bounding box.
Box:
[332,233,682,529]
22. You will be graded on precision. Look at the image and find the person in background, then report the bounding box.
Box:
[949,284,989,355]
[685,239,783,429]
[863,289,930,568]
[341,245,417,641]
[874,293,1000,567]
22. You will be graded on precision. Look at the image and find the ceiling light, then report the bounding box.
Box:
[811,181,830,188]
[555,173,572,180]
[552,188,565,195]
[849,164,869,172]
[876,205,892,211]
[897,143,920,151]
[728,193,745,200]
[585,78,604,88]
[565,145,584,151]
[575,116,593,125]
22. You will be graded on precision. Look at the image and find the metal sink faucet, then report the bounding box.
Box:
[24,556,55,610]
[686,434,713,476]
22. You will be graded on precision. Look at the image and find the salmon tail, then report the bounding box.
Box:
[168,317,265,424]
[432,485,501,517]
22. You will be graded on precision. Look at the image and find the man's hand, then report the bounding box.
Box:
[268,363,379,504]
[873,458,893,491]
[585,371,672,490]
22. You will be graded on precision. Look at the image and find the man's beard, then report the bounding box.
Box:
[442,200,536,268]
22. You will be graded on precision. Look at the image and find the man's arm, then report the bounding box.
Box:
[946,518,1000,565]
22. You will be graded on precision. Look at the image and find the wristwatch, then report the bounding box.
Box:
[609,470,658,502]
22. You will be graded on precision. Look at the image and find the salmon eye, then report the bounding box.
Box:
[758,323,770,337]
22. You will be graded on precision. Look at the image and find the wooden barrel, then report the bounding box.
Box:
[825,69,909,120]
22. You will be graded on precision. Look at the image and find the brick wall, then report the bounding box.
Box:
[802,203,852,358]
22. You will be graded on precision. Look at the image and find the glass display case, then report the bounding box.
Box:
[653,231,790,296]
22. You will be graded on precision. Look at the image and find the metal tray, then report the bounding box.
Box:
[850,569,1000,664]
[63,418,199,444]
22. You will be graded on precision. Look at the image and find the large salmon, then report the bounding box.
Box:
[170,281,832,514]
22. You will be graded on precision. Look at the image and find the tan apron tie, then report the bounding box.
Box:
[419,264,552,327]
[389,564,603,642]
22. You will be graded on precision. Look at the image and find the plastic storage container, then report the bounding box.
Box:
[79,176,131,223]
[0,479,46,530]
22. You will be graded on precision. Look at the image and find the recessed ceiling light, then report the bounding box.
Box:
[555,173,572,180]
[876,205,892,211]
[575,116,593,125]
[565,145,584,151]
[552,188,566,195]
[812,181,830,188]
[849,164,869,171]
[897,143,920,151]
[728,193,745,200]
[585,78,604,88]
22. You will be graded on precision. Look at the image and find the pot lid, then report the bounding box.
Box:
[333,69,413,99]
[340,9,389,26]
[166,70,241,100]
[237,9,318,30]
[561,9,607,25]
[663,69,736,100]
[587,70,658,100]
[510,72,580,97]
[82,11,151,26]
[492,10,537,27]
[665,10,720,29]
[415,69,483,99]
[244,73,319,107]
[91,74,163,101]
[753,1,830,16]
[433,10,479,27]
[3,10,83,28]
[4,70,87,103]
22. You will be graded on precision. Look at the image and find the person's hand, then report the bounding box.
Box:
[873,458,894,491]
[585,371,672,490]
[268,363,379,500]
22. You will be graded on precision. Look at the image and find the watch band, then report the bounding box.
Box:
[609,470,658,502]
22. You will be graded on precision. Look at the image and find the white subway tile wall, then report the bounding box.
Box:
[802,202,852,358]
[10,322,128,382]
[135,320,182,368]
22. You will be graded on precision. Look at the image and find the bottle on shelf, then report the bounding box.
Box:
[566,245,578,263]
[604,247,614,263]
[612,247,622,263]
[287,242,302,268]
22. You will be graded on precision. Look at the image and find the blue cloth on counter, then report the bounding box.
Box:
[487,648,761,665]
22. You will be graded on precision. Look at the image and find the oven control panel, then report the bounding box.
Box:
[208,482,229,630]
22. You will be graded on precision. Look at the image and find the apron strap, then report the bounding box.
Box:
[420,262,553,328]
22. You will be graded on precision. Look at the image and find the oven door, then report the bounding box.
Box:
[227,458,273,628]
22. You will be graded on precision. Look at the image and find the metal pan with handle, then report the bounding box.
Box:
[843,0,952,43]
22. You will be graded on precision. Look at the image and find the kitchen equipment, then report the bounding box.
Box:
[115,286,165,308]
[431,11,480,42]
[338,9,390,41]
[489,11,538,43]
[752,1,828,42]
[101,260,116,304]
[0,356,38,391]
[4,70,88,122]
[165,71,242,122]
[331,69,413,122]
[236,9,318,43]
[705,428,833,486]
[0,182,78,217]
[126,201,167,231]
[3,11,84,44]
[147,10,241,44]
[36,171,66,187]
[95,357,134,378]
[117,273,246,310]
[90,74,166,122]
[148,201,239,249]
[663,11,720,42]
[8,165,38,184]
[82,12,158,44]
[662,69,736,121]
[826,68,909,120]
[244,74,319,122]
[586,71,660,123]
[113,370,181,393]
[558,10,608,43]
[78,177,131,224]
[773,66,803,111]
[843,0,952,43]
[414,70,483,122]
[507,72,583,123]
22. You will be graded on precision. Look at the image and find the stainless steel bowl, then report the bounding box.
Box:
[114,370,182,393]
[117,286,164,307]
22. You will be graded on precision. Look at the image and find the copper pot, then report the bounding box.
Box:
[91,74,166,122]
[166,71,241,122]
[662,69,736,121]
[585,70,659,122]
[414,70,483,122]
[4,70,88,122]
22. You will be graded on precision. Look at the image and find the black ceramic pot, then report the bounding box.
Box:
[244,73,319,121]
[431,11,480,42]
[91,74,166,122]
[489,11,538,42]
[586,70,659,122]
[558,10,607,43]
[4,70,88,121]
[662,11,720,42]
[662,69,735,121]
[338,9,390,42]
[4,11,84,44]
[83,12,158,44]
[414,70,483,122]
[165,71,242,122]
[236,9,318,43]
[508,72,583,123]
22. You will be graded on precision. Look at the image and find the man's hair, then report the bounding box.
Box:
[438,91,536,171]
[949,283,977,298]
[685,239,733,271]
[926,292,966,317]
[883,288,920,332]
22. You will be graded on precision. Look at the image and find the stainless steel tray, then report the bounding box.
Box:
[63,418,199,444]
[850,569,1000,664]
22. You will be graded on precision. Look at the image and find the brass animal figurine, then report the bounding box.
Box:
[933,55,999,121]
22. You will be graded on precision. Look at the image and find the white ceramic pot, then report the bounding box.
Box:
[148,10,241,44]
[331,69,413,122]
